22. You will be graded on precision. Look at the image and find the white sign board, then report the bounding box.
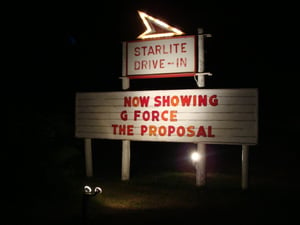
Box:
[123,35,197,78]
[75,89,258,145]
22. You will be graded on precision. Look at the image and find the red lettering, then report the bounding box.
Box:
[161,110,168,121]
[134,61,139,70]
[138,125,214,138]
[158,126,167,136]
[134,47,140,56]
[155,45,161,54]
[168,126,175,136]
[142,60,147,69]
[134,59,165,70]
[154,96,161,107]
[170,96,179,106]
[180,95,192,106]
[152,111,159,121]
[177,126,185,136]
[132,97,139,106]
[173,43,179,53]
[120,111,128,121]
[124,96,150,107]
[112,124,118,134]
[209,95,218,106]
[119,125,126,135]
[124,97,131,107]
[111,124,134,135]
[133,43,188,56]
[149,126,156,136]
[127,125,134,135]
[134,110,141,120]
[142,111,150,121]
[141,125,147,135]
[181,43,187,53]
[208,126,215,137]
[141,46,147,55]
[162,96,170,106]
[148,46,154,55]
[170,110,177,121]
[198,95,207,106]
[196,126,206,137]
[187,126,195,137]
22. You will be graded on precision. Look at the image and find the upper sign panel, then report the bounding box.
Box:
[124,35,197,78]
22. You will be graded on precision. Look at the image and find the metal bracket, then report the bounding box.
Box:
[194,72,213,87]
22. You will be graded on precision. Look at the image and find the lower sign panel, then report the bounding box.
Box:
[75,89,258,145]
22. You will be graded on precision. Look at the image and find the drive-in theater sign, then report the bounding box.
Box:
[75,10,258,189]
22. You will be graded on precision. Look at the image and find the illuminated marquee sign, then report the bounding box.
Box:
[136,10,184,39]
[123,35,197,78]
[122,11,196,79]
[75,89,258,145]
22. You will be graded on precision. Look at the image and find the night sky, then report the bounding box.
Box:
[8,1,299,182]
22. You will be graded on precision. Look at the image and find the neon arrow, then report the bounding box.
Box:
[137,10,184,39]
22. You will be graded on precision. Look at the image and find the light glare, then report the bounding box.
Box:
[191,151,201,162]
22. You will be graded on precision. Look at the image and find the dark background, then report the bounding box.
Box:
[6,1,298,219]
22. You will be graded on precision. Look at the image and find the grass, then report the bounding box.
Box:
[89,172,240,213]
[94,172,198,210]
[81,171,299,225]
[7,170,299,225]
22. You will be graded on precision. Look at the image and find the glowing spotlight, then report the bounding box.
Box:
[190,151,201,163]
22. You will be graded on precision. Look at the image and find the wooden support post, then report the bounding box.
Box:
[121,51,131,181]
[196,143,206,186]
[242,144,249,190]
[195,28,208,187]
[121,140,130,180]
[84,138,93,177]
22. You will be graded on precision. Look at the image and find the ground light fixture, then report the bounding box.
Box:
[82,185,103,223]
[83,185,103,196]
